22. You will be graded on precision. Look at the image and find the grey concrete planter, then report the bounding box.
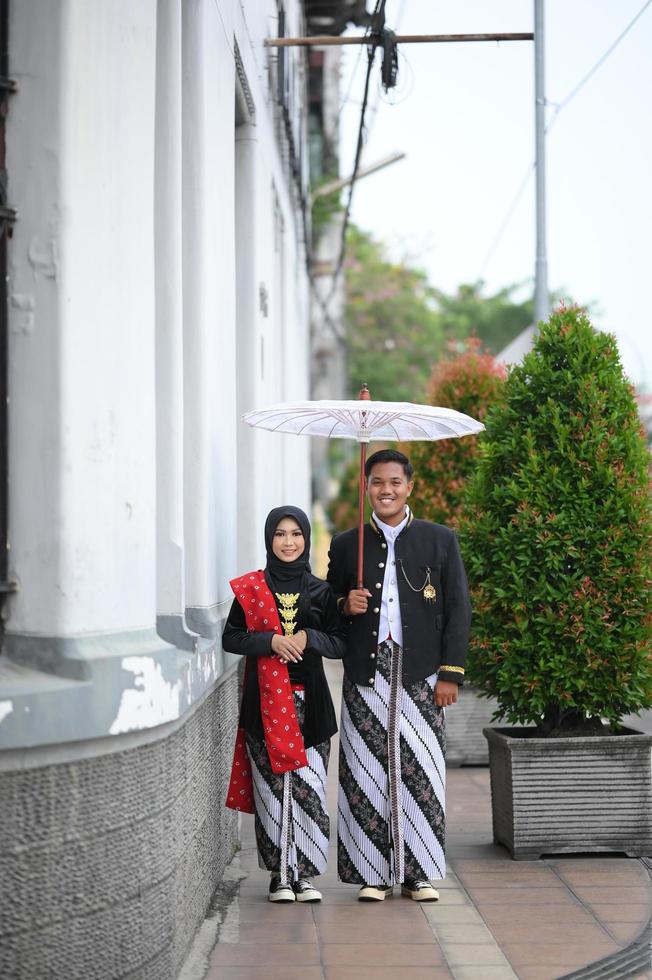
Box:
[446,685,499,766]
[484,726,652,860]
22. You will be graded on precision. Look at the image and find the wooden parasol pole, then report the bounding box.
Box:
[357,383,371,589]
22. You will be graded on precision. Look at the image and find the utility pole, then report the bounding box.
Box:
[534,0,549,328]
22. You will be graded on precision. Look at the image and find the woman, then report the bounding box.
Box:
[223,506,344,903]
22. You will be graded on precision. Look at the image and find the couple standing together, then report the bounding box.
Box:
[223,449,471,904]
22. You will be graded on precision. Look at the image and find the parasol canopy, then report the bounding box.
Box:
[243,399,484,443]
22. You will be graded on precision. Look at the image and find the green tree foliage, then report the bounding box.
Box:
[406,339,506,528]
[432,282,534,356]
[458,307,652,734]
[344,227,534,402]
[345,227,443,402]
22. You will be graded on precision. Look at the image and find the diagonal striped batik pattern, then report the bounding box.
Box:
[246,690,330,882]
[338,640,446,886]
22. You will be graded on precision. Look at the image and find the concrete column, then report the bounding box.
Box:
[235,122,264,572]
[280,232,311,512]
[182,0,238,636]
[256,181,284,512]
[154,0,197,650]
[7,0,160,644]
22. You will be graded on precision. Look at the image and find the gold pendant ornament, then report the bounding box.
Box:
[275,592,300,636]
[423,583,436,603]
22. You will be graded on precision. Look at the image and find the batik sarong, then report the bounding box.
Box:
[246,689,330,884]
[338,640,446,885]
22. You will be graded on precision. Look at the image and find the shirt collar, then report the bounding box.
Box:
[372,506,410,543]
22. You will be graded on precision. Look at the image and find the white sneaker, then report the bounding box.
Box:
[401,879,439,902]
[293,878,322,903]
[357,884,394,901]
[268,874,295,903]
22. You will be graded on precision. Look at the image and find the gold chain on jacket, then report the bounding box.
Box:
[397,560,437,603]
[275,592,300,636]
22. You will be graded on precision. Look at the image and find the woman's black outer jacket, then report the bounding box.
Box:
[222,575,344,749]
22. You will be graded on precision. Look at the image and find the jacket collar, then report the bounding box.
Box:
[370,507,414,539]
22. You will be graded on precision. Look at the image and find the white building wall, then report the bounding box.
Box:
[1,0,312,749]
[181,0,238,638]
[8,0,159,637]
[155,0,187,640]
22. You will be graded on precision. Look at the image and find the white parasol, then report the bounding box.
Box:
[244,385,484,587]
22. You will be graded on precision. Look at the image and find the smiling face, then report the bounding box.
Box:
[366,461,414,526]
[272,517,306,562]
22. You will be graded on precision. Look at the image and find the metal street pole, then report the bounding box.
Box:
[534,0,549,328]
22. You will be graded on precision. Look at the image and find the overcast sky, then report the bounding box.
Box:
[339,0,652,389]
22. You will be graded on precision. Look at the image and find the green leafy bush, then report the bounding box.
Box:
[458,307,652,734]
[406,338,506,528]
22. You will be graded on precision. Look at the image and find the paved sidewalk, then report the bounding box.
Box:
[183,663,652,980]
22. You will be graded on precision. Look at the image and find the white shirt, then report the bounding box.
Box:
[373,508,410,647]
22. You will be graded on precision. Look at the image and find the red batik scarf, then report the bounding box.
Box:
[225,570,309,813]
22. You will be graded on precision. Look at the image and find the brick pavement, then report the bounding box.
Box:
[185,662,652,980]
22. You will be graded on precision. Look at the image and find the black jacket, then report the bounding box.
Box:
[221,575,344,748]
[327,514,471,686]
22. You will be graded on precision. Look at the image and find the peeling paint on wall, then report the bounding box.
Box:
[10,293,35,334]
[109,657,181,734]
[199,643,218,683]
[0,701,14,725]
[27,235,59,280]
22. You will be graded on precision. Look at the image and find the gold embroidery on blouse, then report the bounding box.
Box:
[275,592,300,636]
[440,665,465,675]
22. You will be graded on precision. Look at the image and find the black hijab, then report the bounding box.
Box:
[264,506,312,592]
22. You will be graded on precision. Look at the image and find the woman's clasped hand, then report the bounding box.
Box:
[271,628,306,663]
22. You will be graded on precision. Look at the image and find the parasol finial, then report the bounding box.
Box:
[358,382,371,401]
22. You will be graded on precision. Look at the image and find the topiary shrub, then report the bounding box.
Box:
[458,306,652,735]
[405,338,506,528]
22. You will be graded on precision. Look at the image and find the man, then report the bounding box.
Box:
[327,448,471,902]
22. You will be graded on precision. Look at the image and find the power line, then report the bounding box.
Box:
[268,6,391,303]
[546,0,652,131]
[330,42,377,287]
[309,39,378,346]
[478,0,652,280]
[340,0,407,113]
[339,40,366,111]
[478,162,535,279]
[315,0,387,333]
